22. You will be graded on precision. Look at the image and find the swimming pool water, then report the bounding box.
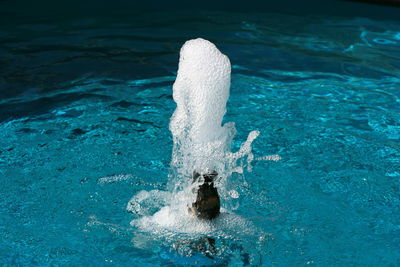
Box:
[1,9,399,266]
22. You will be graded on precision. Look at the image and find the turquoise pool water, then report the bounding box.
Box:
[1,9,399,266]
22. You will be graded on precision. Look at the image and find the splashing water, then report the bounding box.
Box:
[168,38,262,202]
[127,39,277,260]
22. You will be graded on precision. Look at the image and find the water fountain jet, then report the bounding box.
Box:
[169,38,257,220]
[128,38,279,234]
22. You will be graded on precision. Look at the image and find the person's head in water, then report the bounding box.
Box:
[189,170,220,220]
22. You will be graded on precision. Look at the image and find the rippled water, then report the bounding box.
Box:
[1,9,399,266]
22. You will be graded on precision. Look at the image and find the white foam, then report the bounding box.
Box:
[170,38,234,178]
[126,189,168,216]
[129,38,266,236]
[170,38,231,142]
[130,191,256,237]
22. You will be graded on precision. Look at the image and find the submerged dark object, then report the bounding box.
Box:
[190,171,220,220]
[174,237,217,259]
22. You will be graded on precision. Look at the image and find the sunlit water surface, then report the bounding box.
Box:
[1,11,399,266]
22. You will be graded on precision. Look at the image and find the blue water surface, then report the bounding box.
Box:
[0,7,399,266]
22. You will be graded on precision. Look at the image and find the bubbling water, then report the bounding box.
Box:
[126,38,277,264]
[129,38,269,235]
[170,38,232,177]
[169,38,259,195]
